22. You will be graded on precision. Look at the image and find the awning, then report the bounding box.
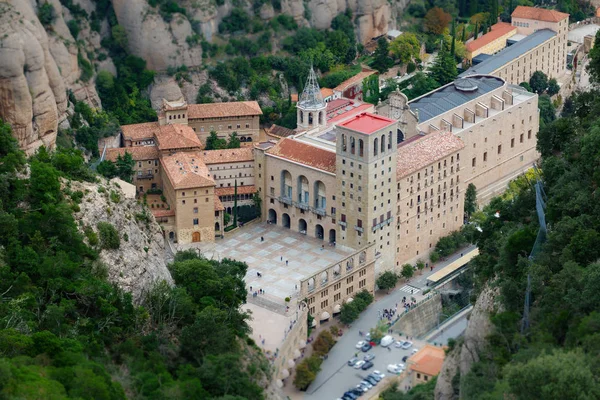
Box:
[346,297,354,303]
[310,318,317,328]
[293,349,301,359]
[281,369,289,379]
[288,359,295,368]
[320,311,331,320]
[299,340,307,349]
[276,379,283,388]
[333,304,341,313]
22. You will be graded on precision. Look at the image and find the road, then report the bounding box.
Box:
[427,309,470,346]
[303,246,477,399]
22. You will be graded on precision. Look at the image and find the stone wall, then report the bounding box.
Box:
[392,293,443,337]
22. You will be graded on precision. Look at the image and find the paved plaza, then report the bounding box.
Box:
[181,222,353,301]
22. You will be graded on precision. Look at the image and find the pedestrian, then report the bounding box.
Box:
[286,260,288,266]
[261,236,264,242]
[281,256,283,261]
[262,339,265,345]
[295,284,297,290]
[250,286,252,292]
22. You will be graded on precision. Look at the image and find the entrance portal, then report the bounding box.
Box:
[192,232,201,242]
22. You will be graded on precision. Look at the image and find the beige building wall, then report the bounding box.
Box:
[133,158,162,193]
[299,244,376,326]
[396,154,464,267]
[273,306,308,381]
[335,122,399,273]
[209,160,255,189]
[262,155,337,242]
[466,28,517,62]
[188,115,260,145]
[512,17,567,37]
[417,83,539,205]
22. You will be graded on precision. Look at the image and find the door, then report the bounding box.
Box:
[192,232,201,242]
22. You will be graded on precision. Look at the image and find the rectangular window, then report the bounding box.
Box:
[357,219,362,228]
[483,152,487,162]
[498,145,502,154]
[193,218,198,225]
[511,138,515,148]
[193,207,198,213]
[520,133,524,143]
[528,129,532,139]
[472,157,476,167]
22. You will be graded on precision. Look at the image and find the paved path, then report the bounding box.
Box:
[300,246,477,399]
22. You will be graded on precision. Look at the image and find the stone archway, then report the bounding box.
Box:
[329,229,336,244]
[282,213,291,229]
[268,209,277,225]
[298,218,307,233]
[192,232,201,242]
[315,224,324,240]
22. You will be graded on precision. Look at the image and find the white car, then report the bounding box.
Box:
[394,340,404,348]
[372,370,386,379]
[354,360,366,369]
[401,340,413,349]
[387,364,402,374]
[412,348,419,354]
[359,380,373,390]
[356,340,367,349]
[355,384,368,393]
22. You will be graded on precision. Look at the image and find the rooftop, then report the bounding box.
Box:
[266,138,336,173]
[410,345,446,376]
[396,131,465,178]
[187,101,262,119]
[333,69,377,92]
[104,146,159,162]
[201,147,254,164]
[466,22,516,52]
[339,112,396,135]
[215,185,256,196]
[460,29,556,77]
[409,75,505,122]
[511,5,569,22]
[155,124,203,151]
[151,209,175,218]
[214,196,225,211]
[387,29,402,38]
[266,124,297,138]
[121,121,160,141]
[160,151,215,190]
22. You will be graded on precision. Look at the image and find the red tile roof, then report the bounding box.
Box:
[266,124,297,138]
[339,112,396,135]
[215,185,256,196]
[121,122,160,141]
[160,151,215,189]
[328,103,373,125]
[396,131,465,178]
[410,345,446,376]
[511,6,569,23]
[201,147,254,164]
[333,69,377,92]
[155,124,203,151]
[151,209,175,218]
[214,196,225,211]
[104,146,159,162]
[267,138,336,173]
[187,101,262,119]
[466,22,517,52]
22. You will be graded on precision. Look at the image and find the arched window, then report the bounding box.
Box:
[298,175,309,204]
[350,137,356,155]
[381,134,386,153]
[359,139,364,157]
[300,111,304,124]
[281,170,292,198]
[341,134,347,152]
[373,137,379,156]
[388,132,392,149]
[314,181,326,209]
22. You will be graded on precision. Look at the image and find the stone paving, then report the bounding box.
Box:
[181,223,353,301]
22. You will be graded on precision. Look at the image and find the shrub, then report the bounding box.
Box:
[97,222,120,249]
[312,330,336,356]
[38,2,55,26]
[340,289,373,324]
[67,19,80,39]
[294,355,322,390]
[123,233,129,242]
[84,226,99,246]
[110,190,121,203]
[407,61,416,74]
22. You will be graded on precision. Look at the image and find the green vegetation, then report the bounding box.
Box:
[0,120,268,398]
[376,270,399,291]
[97,221,120,249]
[401,263,414,279]
[97,152,135,182]
[339,289,374,324]
[464,183,477,219]
[381,376,437,399]
[37,2,55,26]
[294,330,336,390]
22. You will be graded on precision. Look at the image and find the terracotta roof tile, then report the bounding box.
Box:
[160,151,215,190]
[266,124,297,138]
[466,23,517,52]
[201,147,254,164]
[333,69,377,92]
[121,122,160,141]
[511,6,569,22]
[267,138,336,173]
[396,131,465,178]
[151,209,175,218]
[410,345,446,376]
[155,124,203,151]
[188,101,262,119]
[104,146,159,162]
[214,196,225,211]
[215,185,256,196]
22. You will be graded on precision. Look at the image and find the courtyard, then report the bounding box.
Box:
[180,222,354,302]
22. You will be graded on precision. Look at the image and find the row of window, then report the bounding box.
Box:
[472,130,532,167]
[193,123,251,132]
[168,113,186,120]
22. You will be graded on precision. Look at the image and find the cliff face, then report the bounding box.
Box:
[0,0,102,155]
[71,179,174,304]
[435,285,500,400]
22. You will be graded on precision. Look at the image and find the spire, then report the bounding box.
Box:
[298,66,325,110]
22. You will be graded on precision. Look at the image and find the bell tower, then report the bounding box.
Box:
[296,67,327,131]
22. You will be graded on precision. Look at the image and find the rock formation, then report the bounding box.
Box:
[435,285,500,400]
[0,0,101,154]
[72,178,174,304]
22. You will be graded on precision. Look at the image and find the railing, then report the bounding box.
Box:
[295,201,310,211]
[354,225,364,233]
[278,196,292,205]
[339,221,347,227]
[312,207,326,216]
[371,217,393,232]
[136,173,154,180]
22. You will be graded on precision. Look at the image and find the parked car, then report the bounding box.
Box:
[365,332,371,340]
[372,370,386,379]
[359,381,372,390]
[380,335,394,347]
[354,384,368,393]
[349,388,364,397]
[361,342,372,352]
[364,376,378,386]
[354,360,366,369]
[363,353,375,362]
[361,361,374,370]
[402,355,409,362]
[394,341,404,348]
[401,341,413,349]
[367,373,382,382]
[348,357,359,366]
[387,363,404,374]
[356,340,367,349]
[343,392,358,400]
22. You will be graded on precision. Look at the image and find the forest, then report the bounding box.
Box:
[0,120,268,398]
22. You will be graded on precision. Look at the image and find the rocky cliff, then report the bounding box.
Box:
[434,285,500,400]
[71,178,173,304]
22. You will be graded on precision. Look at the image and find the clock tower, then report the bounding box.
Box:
[387,90,419,143]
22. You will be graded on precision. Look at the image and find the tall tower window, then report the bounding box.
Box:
[359,139,364,157]
[374,138,379,156]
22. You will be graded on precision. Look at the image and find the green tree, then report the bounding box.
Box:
[428,41,457,86]
[340,302,360,324]
[97,160,118,179]
[538,94,556,126]
[376,271,398,291]
[401,264,414,279]
[252,192,262,217]
[227,132,241,148]
[371,38,394,74]
[362,74,380,105]
[38,2,55,26]
[536,118,574,157]
[587,30,600,84]
[464,183,477,218]
[424,7,452,35]
[205,131,227,150]
[390,33,421,65]
[115,152,135,182]
[529,71,549,94]
[97,222,120,249]
[547,78,560,96]
[404,72,440,100]
[294,357,319,390]
[519,81,533,92]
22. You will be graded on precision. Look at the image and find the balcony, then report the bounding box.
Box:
[278,196,292,205]
[136,173,154,180]
[295,201,310,211]
[312,207,326,216]
[371,217,394,232]
[354,225,364,233]
[339,221,347,227]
